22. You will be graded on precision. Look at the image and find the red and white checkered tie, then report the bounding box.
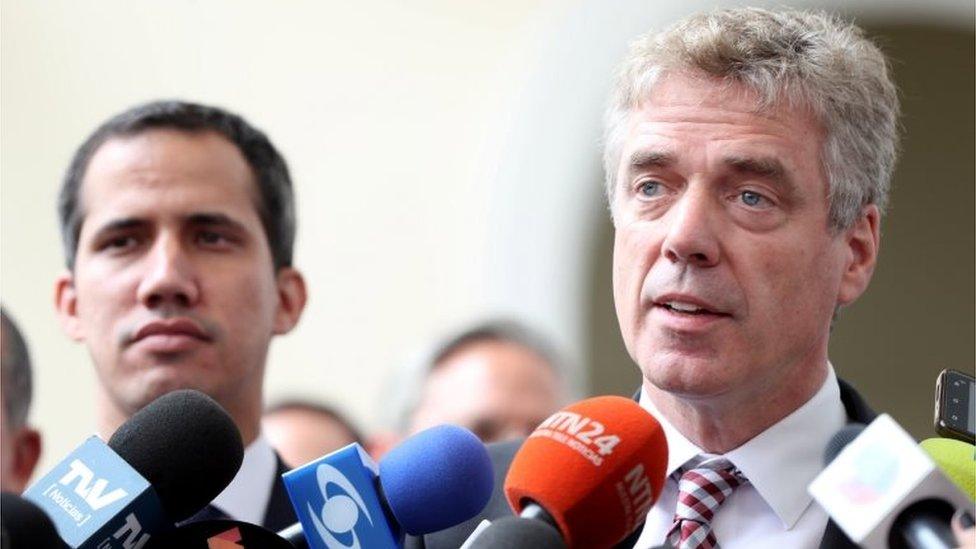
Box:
[665,456,747,549]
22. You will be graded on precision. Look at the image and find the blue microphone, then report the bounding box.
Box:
[22,390,243,548]
[281,424,494,549]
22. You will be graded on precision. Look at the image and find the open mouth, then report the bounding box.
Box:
[657,300,728,317]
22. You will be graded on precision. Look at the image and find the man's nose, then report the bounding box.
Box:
[660,188,721,268]
[136,236,200,309]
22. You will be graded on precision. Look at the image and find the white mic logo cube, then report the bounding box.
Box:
[808,414,969,548]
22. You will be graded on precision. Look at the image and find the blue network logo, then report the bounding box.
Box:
[307,463,374,548]
[283,444,402,549]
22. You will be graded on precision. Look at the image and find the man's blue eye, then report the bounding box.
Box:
[639,181,660,197]
[741,191,764,206]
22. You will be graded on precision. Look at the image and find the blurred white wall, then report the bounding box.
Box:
[2,0,971,475]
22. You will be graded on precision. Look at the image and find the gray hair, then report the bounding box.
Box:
[1,308,33,428]
[386,319,568,433]
[603,7,900,230]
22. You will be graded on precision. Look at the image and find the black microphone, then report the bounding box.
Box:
[821,423,866,464]
[145,518,294,548]
[107,389,244,523]
[0,492,65,548]
[23,390,244,548]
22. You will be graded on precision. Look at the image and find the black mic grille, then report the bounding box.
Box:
[107,389,244,521]
[823,423,867,466]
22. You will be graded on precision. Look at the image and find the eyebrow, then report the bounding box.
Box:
[723,155,798,196]
[90,212,249,240]
[624,149,676,173]
[184,212,249,234]
[90,217,147,238]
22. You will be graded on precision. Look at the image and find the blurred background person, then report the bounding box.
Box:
[262,399,364,468]
[0,308,42,494]
[373,319,570,455]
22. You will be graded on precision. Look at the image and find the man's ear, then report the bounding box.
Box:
[273,267,307,335]
[54,271,85,341]
[837,204,881,306]
[10,427,41,493]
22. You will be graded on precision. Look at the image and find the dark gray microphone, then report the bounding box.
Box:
[466,516,565,549]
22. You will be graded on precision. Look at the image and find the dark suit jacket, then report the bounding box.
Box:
[408,378,876,549]
[263,454,298,531]
[183,453,298,532]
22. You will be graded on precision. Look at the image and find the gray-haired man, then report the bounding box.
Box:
[415,8,898,548]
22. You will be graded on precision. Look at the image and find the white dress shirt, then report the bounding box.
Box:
[634,365,846,549]
[210,434,278,526]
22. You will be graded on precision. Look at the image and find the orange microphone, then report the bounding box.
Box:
[503,395,668,549]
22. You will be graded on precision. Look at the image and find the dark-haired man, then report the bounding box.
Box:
[1,308,42,494]
[54,101,306,529]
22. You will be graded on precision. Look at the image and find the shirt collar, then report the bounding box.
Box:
[211,434,278,525]
[639,364,846,529]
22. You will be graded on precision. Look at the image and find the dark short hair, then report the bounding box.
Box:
[1,307,33,428]
[264,399,364,446]
[58,100,296,270]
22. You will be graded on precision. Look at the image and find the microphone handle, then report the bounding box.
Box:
[519,501,559,530]
[890,499,955,549]
[898,516,953,549]
[277,522,307,549]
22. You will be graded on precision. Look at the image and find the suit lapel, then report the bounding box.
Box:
[262,453,299,532]
[818,379,876,549]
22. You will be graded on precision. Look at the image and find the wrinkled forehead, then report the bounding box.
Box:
[620,74,825,160]
[631,71,821,127]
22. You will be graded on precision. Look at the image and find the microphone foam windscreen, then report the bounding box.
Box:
[107,389,244,522]
[504,396,668,549]
[468,517,566,549]
[0,492,65,548]
[378,424,493,535]
[822,423,866,466]
[920,437,975,500]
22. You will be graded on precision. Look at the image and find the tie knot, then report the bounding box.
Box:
[666,456,748,549]
[678,456,746,491]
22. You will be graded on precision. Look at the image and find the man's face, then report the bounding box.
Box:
[56,129,301,420]
[409,340,565,442]
[611,73,877,403]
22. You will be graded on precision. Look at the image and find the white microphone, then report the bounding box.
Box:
[809,414,970,548]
